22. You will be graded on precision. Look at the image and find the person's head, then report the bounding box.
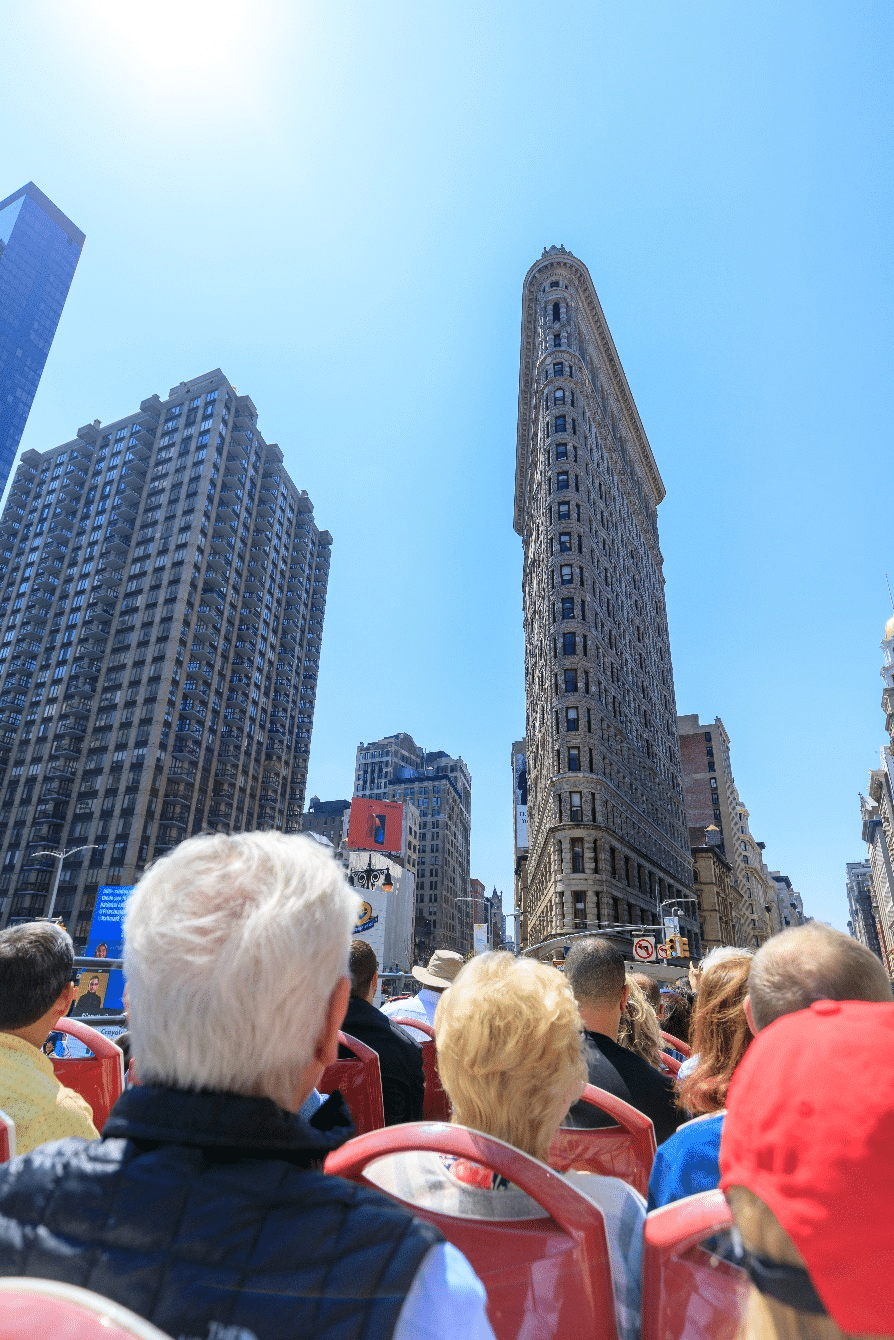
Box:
[124,831,359,1111]
[349,938,378,1003]
[660,987,694,1044]
[630,971,660,1012]
[678,953,752,1115]
[563,936,627,1037]
[0,921,77,1038]
[618,974,664,1069]
[701,944,753,974]
[87,976,100,994]
[434,952,586,1161]
[411,948,464,994]
[42,1037,56,1056]
[721,1001,894,1340]
[747,923,893,1034]
[94,943,108,958]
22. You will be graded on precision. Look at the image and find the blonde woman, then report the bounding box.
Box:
[617,974,665,1070]
[366,952,646,1340]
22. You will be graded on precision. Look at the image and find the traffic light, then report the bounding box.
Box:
[679,937,690,958]
[666,934,680,958]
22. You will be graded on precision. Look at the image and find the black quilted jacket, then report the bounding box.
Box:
[0,1084,442,1340]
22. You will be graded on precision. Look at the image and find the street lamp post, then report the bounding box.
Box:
[348,854,394,893]
[29,845,103,922]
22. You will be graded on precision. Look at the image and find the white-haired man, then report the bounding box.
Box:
[0,832,494,1340]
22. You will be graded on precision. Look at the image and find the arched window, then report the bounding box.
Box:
[552,302,561,322]
[554,387,565,404]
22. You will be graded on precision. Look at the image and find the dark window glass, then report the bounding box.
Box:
[564,668,578,692]
[553,362,563,376]
[571,838,584,872]
[556,471,569,490]
[558,501,571,520]
[561,598,575,620]
[566,706,579,731]
[555,416,566,433]
[552,302,561,322]
[559,533,572,552]
[560,565,573,586]
[568,747,580,772]
[563,632,576,655]
[553,333,561,347]
[555,442,568,460]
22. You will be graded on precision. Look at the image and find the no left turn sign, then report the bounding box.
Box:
[633,937,656,962]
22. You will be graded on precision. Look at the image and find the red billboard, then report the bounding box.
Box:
[347,798,404,855]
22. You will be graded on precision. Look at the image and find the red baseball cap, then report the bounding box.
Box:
[719,999,894,1335]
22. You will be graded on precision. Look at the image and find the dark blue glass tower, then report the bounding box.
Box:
[0,183,85,497]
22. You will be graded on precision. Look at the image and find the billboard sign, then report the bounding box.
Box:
[80,884,133,1011]
[513,750,528,851]
[473,922,489,955]
[347,798,405,855]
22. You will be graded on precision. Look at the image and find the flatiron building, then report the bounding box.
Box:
[515,247,696,957]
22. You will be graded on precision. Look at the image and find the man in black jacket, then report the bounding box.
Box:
[564,936,680,1145]
[0,831,494,1340]
[342,939,425,1124]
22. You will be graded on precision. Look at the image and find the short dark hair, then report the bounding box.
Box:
[749,923,893,1031]
[630,972,661,1011]
[564,937,626,1005]
[349,938,378,999]
[0,921,74,1030]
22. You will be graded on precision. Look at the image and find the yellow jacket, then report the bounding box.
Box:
[0,1032,99,1154]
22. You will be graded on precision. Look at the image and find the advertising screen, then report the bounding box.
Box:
[347,798,404,855]
[80,884,133,1011]
[513,750,529,851]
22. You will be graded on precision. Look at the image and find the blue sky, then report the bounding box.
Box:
[4,1,892,929]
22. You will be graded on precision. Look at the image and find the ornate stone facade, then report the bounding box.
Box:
[515,248,695,959]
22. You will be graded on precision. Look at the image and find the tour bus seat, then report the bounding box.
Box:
[326,1121,619,1340]
[641,1188,749,1340]
[660,1052,682,1078]
[0,1278,174,1340]
[0,1109,15,1163]
[661,1031,691,1058]
[389,1017,450,1121]
[51,1018,124,1131]
[321,1031,385,1134]
[548,1084,657,1197]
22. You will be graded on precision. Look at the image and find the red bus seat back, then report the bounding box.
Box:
[326,1122,619,1340]
[661,1031,691,1058]
[389,1017,450,1122]
[660,1052,682,1078]
[0,1109,15,1163]
[321,1031,384,1134]
[51,1018,124,1131]
[0,1277,174,1339]
[549,1083,657,1197]
[642,1188,749,1340]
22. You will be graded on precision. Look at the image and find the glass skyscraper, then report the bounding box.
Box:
[0,183,85,499]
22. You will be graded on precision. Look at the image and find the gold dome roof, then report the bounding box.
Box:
[886,615,894,641]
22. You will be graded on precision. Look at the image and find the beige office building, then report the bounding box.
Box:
[0,370,329,941]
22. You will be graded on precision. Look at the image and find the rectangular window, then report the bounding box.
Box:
[610,846,617,879]
[564,668,577,693]
[555,442,568,460]
[560,565,573,585]
[562,632,576,655]
[566,706,579,731]
[571,838,584,872]
[570,791,582,822]
[554,388,565,404]
[555,416,566,432]
[558,501,571,520]
[553,362,563,376]
[624,855,631,886]
[561,598,574,620]
[556,472,569,491]
[559,533,572,552]
[568,747,580,772]
[592,839,599,873]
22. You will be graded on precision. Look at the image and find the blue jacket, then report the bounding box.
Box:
[0,1083,442,1340]
[646,1111,724,1210]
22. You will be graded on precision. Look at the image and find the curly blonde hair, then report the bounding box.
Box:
[617,973,664,1069]
[434,952,586,1161]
